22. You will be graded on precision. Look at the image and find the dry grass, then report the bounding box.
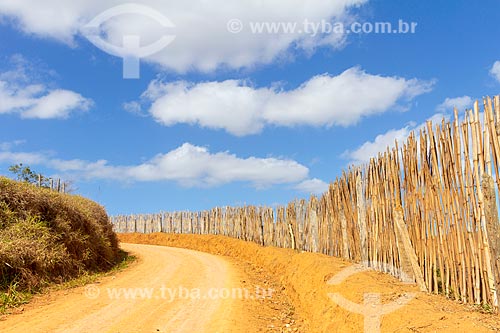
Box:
[0,176,119,309]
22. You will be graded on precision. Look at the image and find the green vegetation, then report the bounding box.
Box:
[0,282,31,313]
[8,163,72,192]
[0,176,120,313]
[56,251,136,290]
[8,163,47,186]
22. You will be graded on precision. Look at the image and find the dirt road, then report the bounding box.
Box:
[6,235,500,332]
[120,233,500,332]
[0,243,292,333]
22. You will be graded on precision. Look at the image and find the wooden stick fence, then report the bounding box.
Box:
[111,96,500,308]
[36,175,67,193]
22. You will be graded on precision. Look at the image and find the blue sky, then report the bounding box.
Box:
[0,0,499,215]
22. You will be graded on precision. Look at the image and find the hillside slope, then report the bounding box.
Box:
[0,177,119,297]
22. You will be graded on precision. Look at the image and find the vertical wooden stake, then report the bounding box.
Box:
[482,174,500,307]
[340,208,350,260]
[356,170,368,262]
[309,197,319,253]
[288,223,296,250]
[394,206,428,292]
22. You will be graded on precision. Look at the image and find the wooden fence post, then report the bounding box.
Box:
[340,208,350,260]
[482,174,500,307]
[356,170,368,262]
[309,197,319,253]
[288,223,296,250]
[260,214,265,247]
[393,206,427,292]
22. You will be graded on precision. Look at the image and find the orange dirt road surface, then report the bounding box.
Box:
[4,233,500,332]
[119,233,500,333]
[0,243,301,333]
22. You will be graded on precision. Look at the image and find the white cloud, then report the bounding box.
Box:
[0,151,46,165]
[344,94,477,165]
[437,96,473,112]
[0,56,93,119]
[146,79,269,136]
[0,0,367,72]
[19,89,92,119]
[490,61,500,83]
[123,143,309,187]
[344,127,412,165]
[344,111,450,165]
[123,101,147,117]
[294,178,329,195]
[0,140,24,151]
[136,67,433,136]
[0,142,315,189]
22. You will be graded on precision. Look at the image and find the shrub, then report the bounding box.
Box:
[0,177,119,291]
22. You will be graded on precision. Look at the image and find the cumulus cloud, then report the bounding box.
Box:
[122,143,310,187]
[0,56,93,119]
[0,0,367,72]
[343,110,450,165]
[343,127,412,165]
[490,61,500,83]
[134,67,433,136]
[436,96,473,112]
[0,142,322,190]
[294,178,329,195]
[343,93,478,165]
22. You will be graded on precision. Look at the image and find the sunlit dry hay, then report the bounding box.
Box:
[0,177,119,291]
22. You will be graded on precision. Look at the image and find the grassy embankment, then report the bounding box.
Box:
[0,176,122,313]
